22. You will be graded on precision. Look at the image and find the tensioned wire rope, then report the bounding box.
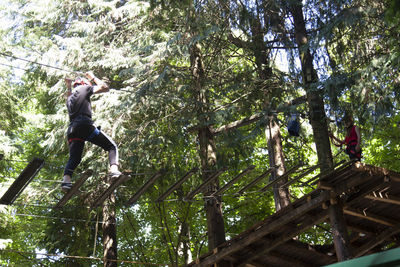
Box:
[0,50,273,110]
[0,249,169,266]
[0,53,318,201]
[1,156,317,211]
[5,183,312,222]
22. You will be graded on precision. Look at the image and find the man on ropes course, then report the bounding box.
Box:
[329,113,362,161]
[61,71,121,192]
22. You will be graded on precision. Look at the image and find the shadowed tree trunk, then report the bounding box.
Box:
[247,4,291,211]
[103,185,117,267]
[227,0,291,211]
[266,115,290,211]
[288,0,352,261]
[190,43,227,252]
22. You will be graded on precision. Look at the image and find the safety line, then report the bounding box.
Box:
[0,51,82,75]
[0,249,168,266]
[0,61,30,71]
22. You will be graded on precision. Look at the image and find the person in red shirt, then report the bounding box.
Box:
[329,114,362,161]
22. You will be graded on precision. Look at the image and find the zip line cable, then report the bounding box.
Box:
[5,185,310,223]
[0,249,168,266]
[0,61,30,72]
[0,51,83,75]
[0,50,262,109]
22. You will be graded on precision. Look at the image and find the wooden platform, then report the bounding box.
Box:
[91,174,131,209]
[185,162,400,267]
[0,158,44,205]
[54,170,93,209]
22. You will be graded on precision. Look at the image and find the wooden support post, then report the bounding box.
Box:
[156,167,198,202]
[54,170,93,209]
[212,165,255,196]
[0,158,44,205]
[126,170,165,206]
[103,176,117,267]
[328,202,352,261]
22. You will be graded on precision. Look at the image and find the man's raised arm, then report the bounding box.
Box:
[85,71,109,94]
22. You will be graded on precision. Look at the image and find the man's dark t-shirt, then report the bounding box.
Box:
[67,85,94,125]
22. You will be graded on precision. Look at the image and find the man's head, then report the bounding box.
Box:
[342,113,354,128]
[72,77,92,88]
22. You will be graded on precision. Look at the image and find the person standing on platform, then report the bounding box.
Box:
[329,113,362,161]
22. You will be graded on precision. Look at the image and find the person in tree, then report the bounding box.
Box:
[329,113,362,161]
[62,71,121,192]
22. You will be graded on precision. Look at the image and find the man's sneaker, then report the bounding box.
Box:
[109,170,122,178]
[61,182,72,193]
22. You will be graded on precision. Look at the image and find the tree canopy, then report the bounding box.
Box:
[0,0,399,266]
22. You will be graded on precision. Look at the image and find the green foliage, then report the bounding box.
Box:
[0,0,400,265]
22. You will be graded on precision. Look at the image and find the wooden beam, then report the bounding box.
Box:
[54,170,93,209]
[344,208,397,227]
[212,165,255,196]
[282,164,320,188]
[354,223,400,257]
[325,170,380,198]
[236,167,274,195]
[329,203,352,261]
[191,95,307,136]
[0,158,44,205]
[260,163,302,192]
[347,223,377,237]
[345,176,389,206]
[91,174,131,209]
[236,211,330,266]
[185,168,226,200]
[193,190,331,266]
[213,114,263,135]
[258,251,311,267]
[309,160,351,186]
[318,181,333,190]
[126,170,165,206]
[365,193,400,206]
[303,161,344,186]
[351,162,400,182]
[156,168,198,202]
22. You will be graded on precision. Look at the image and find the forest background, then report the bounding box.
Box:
[0,0,400,266]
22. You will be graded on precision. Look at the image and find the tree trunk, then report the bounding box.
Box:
[288,0,333,171]
[265,116,290,211]
[288,0,352,261]
[329,202,352,261]
[242,6,290,211]
[190,43,227,251]
[176,188,193,264]
[103,185,117,267]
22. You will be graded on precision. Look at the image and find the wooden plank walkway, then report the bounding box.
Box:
[126,170,165,206]
[91,174,131,209]
[54,170,93,209]
[0,158,44,205]
[184,162,400,266]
